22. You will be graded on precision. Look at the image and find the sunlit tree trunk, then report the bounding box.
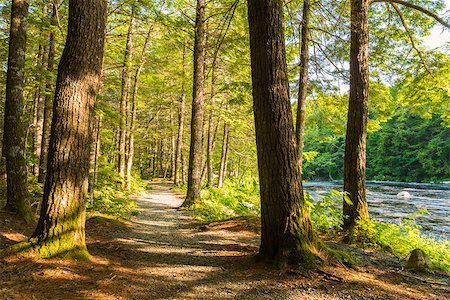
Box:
[182,0,206,207]
[38,3,57,183]
[30,0,107,258]
[206,63,217,187]
[174,41,187,186]
[32,41,46,177]
[118,8,135,179]
[247,0,318,267]
[343,0,370,231]
[295,0,310,173]
[2,0,31,221]
[218,122,229,188]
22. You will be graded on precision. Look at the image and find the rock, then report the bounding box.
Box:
[397,191,412,198]
[406,249,431,271]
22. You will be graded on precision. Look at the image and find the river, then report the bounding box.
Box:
[303,181,450,240]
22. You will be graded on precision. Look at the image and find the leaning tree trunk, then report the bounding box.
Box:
[343,0,370,231]
[295,0,310,173]
[182,0,206,208]
[30,0,107,258]
[38,4,57,183]
[2,0,31,221]
[247,0,319,267]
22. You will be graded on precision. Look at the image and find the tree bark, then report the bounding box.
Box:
[343,0,370,231]
[2,0,31,221]
[295,0,310,174]
[182,0,206,207]
[38,3,57,183]
[118,7,135,179]
[30,0,107,258]
[247,0,318,267]
[218,122,229,188]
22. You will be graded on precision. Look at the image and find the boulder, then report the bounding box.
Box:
[406,249,431,271]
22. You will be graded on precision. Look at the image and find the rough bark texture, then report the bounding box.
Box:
[30,0,107,258]
[217,122,229,188]
[343,0,370,231]
[182,0,206,208]
[295,0,310,174]
[2,0,31,220]
[247,0,318,267]
[38,4,57,183]
[118,8,135,179]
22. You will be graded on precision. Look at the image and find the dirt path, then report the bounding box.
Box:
[1,182,449,299]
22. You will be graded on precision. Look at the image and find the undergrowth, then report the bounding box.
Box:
[86,161,144,219]
[184,178,450,272]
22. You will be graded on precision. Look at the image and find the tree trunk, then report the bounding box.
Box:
[218,122,229,188]
[343,0,370,231]
[295,0,310,174]
[30,0,107,258]
[174,42,187,186]
[2,0,31,221]
[182,0,206,207]
[206,63,217,187]
[89,115,101,195]
[38,4,57,183]
[118,8,135,179]
[247,0,318,267]
[32,43,46,177]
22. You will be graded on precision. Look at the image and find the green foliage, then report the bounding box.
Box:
[189,178,260,222]
[307,190,345,232]
[86,159,143,219]
[367,109,450,182]
[349,216,450,272]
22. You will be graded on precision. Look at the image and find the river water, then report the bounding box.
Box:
[303,181,450,240]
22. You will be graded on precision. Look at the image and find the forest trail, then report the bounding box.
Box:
[1,181,449,300]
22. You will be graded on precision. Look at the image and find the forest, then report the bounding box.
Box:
[0,0,449,299]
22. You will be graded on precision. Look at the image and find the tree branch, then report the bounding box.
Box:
[390,2,432,75]
[370,0,450,30]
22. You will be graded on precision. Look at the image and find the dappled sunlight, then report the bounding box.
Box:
[1,182,449,299]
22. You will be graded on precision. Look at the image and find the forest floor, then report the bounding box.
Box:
[0,181,449,300]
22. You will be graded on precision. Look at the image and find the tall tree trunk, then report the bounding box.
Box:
[343,0,370,231]
[89,115,101,195]
[170,109,176,180]
[295,0,310,173]
[2,0,31,220]
[182,0,206,207]
[247,0,318,267]
[174,41,187,186]
[32,42,46,177]
[38,4,57,183]
[118,8,135,179]
[218,122,229,188]
[30,0,107,258]
[206,62,217,187]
